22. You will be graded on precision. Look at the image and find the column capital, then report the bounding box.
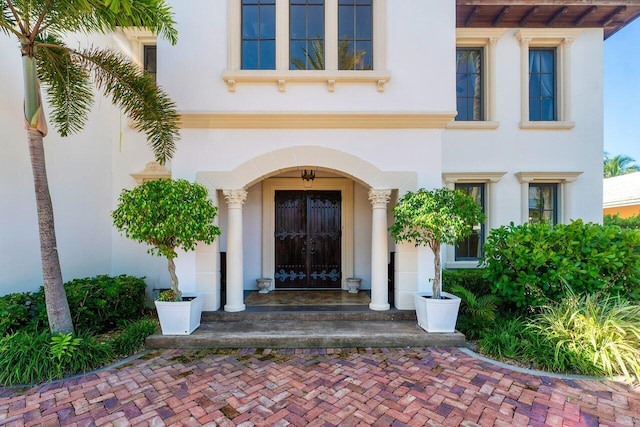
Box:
[368,189,392,208]
[223,189,248,207]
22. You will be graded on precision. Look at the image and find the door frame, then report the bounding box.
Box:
[263,178,354,291]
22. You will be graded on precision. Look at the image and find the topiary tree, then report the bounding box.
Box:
[389,188,484,299]
[112,179,221,301]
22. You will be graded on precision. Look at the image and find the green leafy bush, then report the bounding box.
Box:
[0,332,112,386]
[109,319,158,357]
[0,292,37,335]
[604,213,640,230]
[0,275,148,335]
[483,220,640,310]
[478,317,528,360]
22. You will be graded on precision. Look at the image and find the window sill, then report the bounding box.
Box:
[520,121,575,130]
[446,121,499,130]
[221,70,392,93]
[445,261,483,270]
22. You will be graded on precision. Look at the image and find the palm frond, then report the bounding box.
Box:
[36,38,94,137]
[72,47,179,164]
[0,1,21,37]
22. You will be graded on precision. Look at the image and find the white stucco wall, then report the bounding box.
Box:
[0,34,117,295]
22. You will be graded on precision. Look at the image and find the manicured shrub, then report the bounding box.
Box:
[30,275,148,334]
[109,319,158,357]
[604,213,640,230]
[0,332,112,386]
[477,317,528,360]
[482,220,640,310]
[0,292,37,335]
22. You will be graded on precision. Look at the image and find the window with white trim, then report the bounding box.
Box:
[143,44,157,82]
[225,0,388,91]
[516,29,580,129]
[447,29,504,129]
[528,183,557,224]
[455,183,485,260]
[443,172,505,268]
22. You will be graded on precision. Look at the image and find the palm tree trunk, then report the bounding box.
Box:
[27,129,74,334]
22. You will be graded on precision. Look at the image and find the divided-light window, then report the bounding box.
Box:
[241,0,374,71]
[529,48,556,121]
[455,48,483,121]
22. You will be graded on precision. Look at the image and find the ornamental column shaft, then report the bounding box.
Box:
[369,189,391,311]
[223,189,247,312]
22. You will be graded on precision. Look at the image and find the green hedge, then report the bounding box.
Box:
[483,220,640,310]
[604,213,640,230]
[1,275,148,335]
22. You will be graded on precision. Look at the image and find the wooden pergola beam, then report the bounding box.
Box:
[519,6,538,26]
[465,6,480,26]
[600,5,627,25]
[492,6,509,26]
[547,6,568,25]
[574,6,598,25]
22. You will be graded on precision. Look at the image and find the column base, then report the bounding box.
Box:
[224,303,246,312]
[369,303,390,311]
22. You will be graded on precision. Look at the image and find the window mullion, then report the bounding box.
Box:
[276,0,289,70]
[325,0,338,71]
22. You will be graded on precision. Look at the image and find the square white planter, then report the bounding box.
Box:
[154,293,203,335]
[414,291,461,333]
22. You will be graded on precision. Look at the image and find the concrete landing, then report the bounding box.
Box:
[146,309,465,349]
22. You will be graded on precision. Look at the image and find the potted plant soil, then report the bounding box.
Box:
[389,187,484,332]
[112,178,221,335]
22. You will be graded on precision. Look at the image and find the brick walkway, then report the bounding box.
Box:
[1,347,638,426]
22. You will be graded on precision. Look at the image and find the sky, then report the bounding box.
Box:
[604,18,640,163]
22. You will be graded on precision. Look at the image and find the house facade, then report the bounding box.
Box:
[2,1,638,311]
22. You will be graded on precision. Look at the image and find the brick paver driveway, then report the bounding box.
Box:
[1,347,638,426]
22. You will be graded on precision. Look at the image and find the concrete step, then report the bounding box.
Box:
[146,310,465,349]
[201,309,417,322]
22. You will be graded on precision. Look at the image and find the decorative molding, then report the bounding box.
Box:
[222,189,248,207]
[221,70,392,92]
[515,28,583,45]
[446,121,500,130]
[442,172,506,184]
[456,28,507,44]
[368,189,392,208]
[130,161,170,184]
[516,171,582,183]
[520,121,575,130]
[179,112,456,129]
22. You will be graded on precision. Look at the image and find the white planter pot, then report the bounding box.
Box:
[154,293,203,335]
[413,291,461,333]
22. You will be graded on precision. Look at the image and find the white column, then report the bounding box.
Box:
[488,37,499,121]
[519,179,532,224]
[561,37,574,122]
[223,189,248,312]
[368,189,391,311]
[562,179,576,224]
[519,36,531,124]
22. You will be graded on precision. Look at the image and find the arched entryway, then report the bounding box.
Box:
[193,146,416,312]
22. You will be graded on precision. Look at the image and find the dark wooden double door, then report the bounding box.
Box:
[274,190,342,289]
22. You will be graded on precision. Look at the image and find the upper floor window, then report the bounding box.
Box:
[516,29,580,129]
[529,48,556,121]
[242,0,276,70]
[290,0,325,70]
[455,183,485,260]
[226,0,389,91]
[143,44,157,82]
[455,48,483,121]
[338,0,373,70]
[528,183,557,224]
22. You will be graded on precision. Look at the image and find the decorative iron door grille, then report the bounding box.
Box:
[274,190,342,289]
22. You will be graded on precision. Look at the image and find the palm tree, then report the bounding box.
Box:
[1,0,180,334]
[604,152,640,178]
